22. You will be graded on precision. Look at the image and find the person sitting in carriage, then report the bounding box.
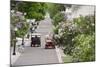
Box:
[31,35,40,47]
[45,32,55,49]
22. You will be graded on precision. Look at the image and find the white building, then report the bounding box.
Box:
[71,5,95,18]
[65,5,95,20]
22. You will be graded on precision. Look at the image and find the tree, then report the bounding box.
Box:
[11,10,29,46]
[11,1,47,21]
[72,34,95,62]
[53,14,95,62]
[70,15,95,62]
[46,3,66,18]
[53,12,65,26]
[63,15,95,62]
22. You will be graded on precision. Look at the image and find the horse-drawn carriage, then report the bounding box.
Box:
[31,33,41,47]
[45,39,55,49]
[45,34,55,49]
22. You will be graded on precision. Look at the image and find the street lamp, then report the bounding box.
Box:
[20,12,27,47]
[13,27,18,55]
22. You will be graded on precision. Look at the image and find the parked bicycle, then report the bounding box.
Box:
[17,45,24,53]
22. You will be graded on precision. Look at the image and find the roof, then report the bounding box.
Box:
[31,33,41,36]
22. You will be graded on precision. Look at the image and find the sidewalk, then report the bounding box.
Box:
[11,38,31,65]
[10,47,21,65]
[12,47,59,66]
[55,46,63,63]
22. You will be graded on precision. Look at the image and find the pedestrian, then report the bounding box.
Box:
[31,37,34,47]
[45,32,53,45]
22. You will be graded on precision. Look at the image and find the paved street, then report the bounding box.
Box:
[13,47,59,66]
[12,17,59,66]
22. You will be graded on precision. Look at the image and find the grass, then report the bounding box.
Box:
[62,55,73,63]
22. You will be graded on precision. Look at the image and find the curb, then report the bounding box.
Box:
[55,46,63,63]
[11,51,21,65]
